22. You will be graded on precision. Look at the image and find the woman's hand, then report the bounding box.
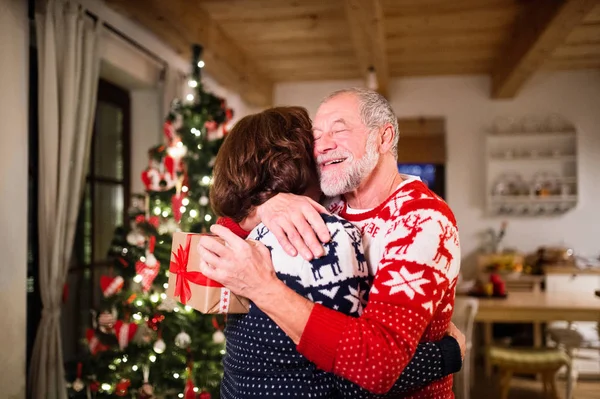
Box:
[256,193,331,260]
[197,224,280,301]
[446,321,467,360]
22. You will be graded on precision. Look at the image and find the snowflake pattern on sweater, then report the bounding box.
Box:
[297,176,461,398]
[220,212,459,398]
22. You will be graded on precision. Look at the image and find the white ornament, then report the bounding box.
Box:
[157,297,177,312]
[145,252,157,267]
[127,230,146,247]
[72,378,85,392]
[199,196,209,206]
[158,218,179,235]
[153,338,166,354]
[166,140,187,160]
[212,330,225,344]
[174,331,191,349]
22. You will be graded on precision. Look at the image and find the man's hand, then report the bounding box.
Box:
[446,321,466,360]
[256,193,331,260]
[197,224,280,301]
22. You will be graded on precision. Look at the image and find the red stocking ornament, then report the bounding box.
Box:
[86,329,109,355]
[184,375,196,399]
[115,320,138,350]
[100,275,124,297]
[135,236,160,292]
[171,193,185,223]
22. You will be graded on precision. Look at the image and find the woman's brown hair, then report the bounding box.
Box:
[210,106,318,222]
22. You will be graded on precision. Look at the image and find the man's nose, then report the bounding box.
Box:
[314,132,336,154]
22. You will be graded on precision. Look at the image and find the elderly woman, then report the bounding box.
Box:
[207,106,462,398]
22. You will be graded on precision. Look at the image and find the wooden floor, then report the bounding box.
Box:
[470,375,600,399]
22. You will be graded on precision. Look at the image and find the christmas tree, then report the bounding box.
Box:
[67,45,233,399]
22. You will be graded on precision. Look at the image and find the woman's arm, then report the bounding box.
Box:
[334,336,461,397]
[215,216,464,392]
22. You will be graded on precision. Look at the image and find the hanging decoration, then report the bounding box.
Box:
[135,236,160,292]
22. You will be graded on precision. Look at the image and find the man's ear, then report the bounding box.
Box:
[378,123,395,154]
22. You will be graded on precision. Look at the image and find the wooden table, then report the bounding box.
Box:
[474,291,600,377]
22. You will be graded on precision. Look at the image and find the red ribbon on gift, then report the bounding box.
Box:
[169,234,222,305]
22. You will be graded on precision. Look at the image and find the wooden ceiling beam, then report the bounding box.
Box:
[345,0,390,98]
[491,0,599,99]
[105,0,273,107]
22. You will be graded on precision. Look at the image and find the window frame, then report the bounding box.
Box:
[70,78,132,311]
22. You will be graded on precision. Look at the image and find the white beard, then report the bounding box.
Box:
[318,132,380,197]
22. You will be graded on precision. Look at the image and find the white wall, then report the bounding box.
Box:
[274,70,600,275]
[0,0,28,397]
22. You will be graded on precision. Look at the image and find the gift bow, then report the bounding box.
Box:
[169,234,222,305]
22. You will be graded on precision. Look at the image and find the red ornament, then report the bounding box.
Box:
[141,166,176,192]
[141,168,159,190]
[136,214,160,228]
[115,320,138,350]
[184,377,196,399]
[86,329,109,355]
[115,378,131,396]
[204,120,218,133]
[171,193,186,223]
[198,390,212,399]
[135,236,160,292]
[89,381,100,392]
[163,120,175,143]
[147,313,165,331]
[100,275,124,297]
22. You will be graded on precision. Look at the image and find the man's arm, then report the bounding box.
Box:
[334,336,462,397]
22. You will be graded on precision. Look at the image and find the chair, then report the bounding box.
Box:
[452,297,479,399]
[546,324,593,399]
[489,346,571,399]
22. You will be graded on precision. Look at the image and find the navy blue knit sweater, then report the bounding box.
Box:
[221,214,461,398]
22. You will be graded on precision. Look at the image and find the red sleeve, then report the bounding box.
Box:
[297,204,460,394]
[216,217,250,239]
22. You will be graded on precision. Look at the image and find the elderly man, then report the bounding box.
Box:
[198,88,461,398]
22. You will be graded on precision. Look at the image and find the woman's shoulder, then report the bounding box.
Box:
[247,214,360,240]
[319,213,362,242]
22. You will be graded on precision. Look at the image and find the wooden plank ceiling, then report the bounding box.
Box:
[106,0,600,106]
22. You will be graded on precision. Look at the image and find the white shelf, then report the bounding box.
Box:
[490,195,578,204]
[488,155,576,163]
[485,122,578,217]
[488,131,576,139]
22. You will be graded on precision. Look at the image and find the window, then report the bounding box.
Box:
[63,79,131,360]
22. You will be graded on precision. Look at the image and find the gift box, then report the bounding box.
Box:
[166,231,249,314]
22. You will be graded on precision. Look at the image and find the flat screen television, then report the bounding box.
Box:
[397,163,445,199]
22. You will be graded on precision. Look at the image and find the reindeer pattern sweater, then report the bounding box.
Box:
[219,210,460,398]
[296,176,461,398]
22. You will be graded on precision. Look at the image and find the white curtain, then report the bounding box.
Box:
[29,1,103,398]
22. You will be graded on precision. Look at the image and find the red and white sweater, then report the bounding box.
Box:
[297,177,461,397]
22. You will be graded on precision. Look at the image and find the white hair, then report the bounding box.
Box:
[320,87,400,159]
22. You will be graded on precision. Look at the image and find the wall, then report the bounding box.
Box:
[0,0,28,397]
[274,70,600,276]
